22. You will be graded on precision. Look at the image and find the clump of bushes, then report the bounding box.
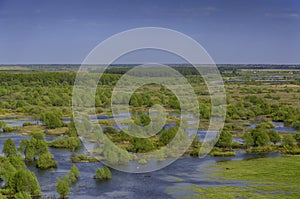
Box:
[56,165,80,198]
[2,126,20,133]
[22,122,34,127]
[70,154,99,163]
[94,166,112,180]
[48,136,81,151]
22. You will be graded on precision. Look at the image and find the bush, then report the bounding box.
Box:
[2,126,20,133]
[42,112,63,129]
[37,152,58,169]
[282,134,296,147]
[10,169,41,195]
[215,131,232,149]
[267,130,281,144]
[94,167,112,180]
[209,150,236,157]
[56,176,70,198]
[67,165,80,183]
[48,136,80,151]
[294,132,300,146]
[70,154,98,163]
[2,138,18,157]
[22,122,34,127]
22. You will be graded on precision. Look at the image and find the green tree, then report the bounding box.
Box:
[37,152,58,169]
[294,132,300,146]
[215,130,232,149]
[12,169,41,195]
[251,129,270,147]
[256,122,274,129]
[19,139,29,153]
[67,165,80,183]
[282,134,296,147]
[8,155,26,170]
[43,112,63,129]
[128,137,154,153]
[3,138,18,157]
[267,130,281,144]
[159,127,177,145]
[25,142,35,162]
[56,176,70,198]
[243,132,254,148]
[0,120,6,130]
[0,159,16,181]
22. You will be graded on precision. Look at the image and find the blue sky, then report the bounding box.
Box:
[0,0,299,64]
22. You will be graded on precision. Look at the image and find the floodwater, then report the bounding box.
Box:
[0,132,280,199]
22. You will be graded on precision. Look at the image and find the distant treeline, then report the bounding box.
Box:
[0,64,299,72]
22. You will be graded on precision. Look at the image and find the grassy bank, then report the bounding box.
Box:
[168,156,300,198]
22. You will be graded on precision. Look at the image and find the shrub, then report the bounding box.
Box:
[215,131,232,149]
[94,167,112,180]
[56,176,70,198]
[37,152,58,169]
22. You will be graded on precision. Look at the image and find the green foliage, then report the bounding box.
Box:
[70,154,98,163]
[42,111,63,129]
[103,127,118,135]
[267,130,281,144]
[256,122,274,129]
[2,126,20,133]
[252,129,270,147]
[8,155,26,170]
[24,141,35,162]
[56,176,70,198]
[67,165,80,183]
[48,136,80,151]
[14,192,32,199]
[292,121,300,130]
[128,137,154,153]
[0,120,6,129]
[2,138,17,157]
[215,131,232,148]
[102,141,131,164]
[282,134,296,147]
[18,139,29,153]
[94,167,112,180]
[30,131,45,140]
[294,132,300,146]
[37,152,57,169]
[11,169,41,195]
[159,127,177,145]
[22,122,34,127]
[0,159,16,181]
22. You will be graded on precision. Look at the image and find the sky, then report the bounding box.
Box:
[0,0,299,64]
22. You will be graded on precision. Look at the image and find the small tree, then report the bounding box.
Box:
[56,176,70,198]
[252,129,270,147]
[25,142,36,162]
[294,132,300,146]
[282,134,296,147]
[267,130,281,144]
[37,152,58,169]
[13,169,41,195]
[242,132,254,148]
[68,165,80,183]
[3,138,18,157]
[215,130,232,149]
[0,120,7,130]
[43,112,63,129]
